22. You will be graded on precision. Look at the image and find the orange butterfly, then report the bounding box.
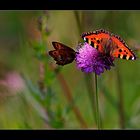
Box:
[81,29,136,60]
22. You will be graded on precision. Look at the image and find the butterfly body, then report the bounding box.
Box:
[82,29,136,60]
[49,42,76,66]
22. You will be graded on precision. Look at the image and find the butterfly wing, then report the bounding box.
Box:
[52,41,76,52]
[111,35,136,60]
[81,29,110,53]
[82,29,136,60]
[49,42,76,66]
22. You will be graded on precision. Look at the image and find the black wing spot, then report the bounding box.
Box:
[86,38,88,43]
[91,42,94,47]
[129,55,132,60]
[122,55,127,59]
[118,54,120,58]
[97,40,100,44]
[119,49,122,52]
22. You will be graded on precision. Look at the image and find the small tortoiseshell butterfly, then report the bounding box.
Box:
[82,29,136,60]
[49,42,76,65]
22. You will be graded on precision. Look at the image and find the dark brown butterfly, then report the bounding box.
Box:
[48,42,76,66]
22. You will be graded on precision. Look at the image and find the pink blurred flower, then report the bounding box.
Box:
[0,71,25,96]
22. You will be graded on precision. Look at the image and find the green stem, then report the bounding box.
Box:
[84,74,96,124]
[116,67,125,128]
[94,73,101,129]
[74,11,82,34]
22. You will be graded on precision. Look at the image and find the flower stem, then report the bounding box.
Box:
[116,67,125,128]
[38,62,46,96]
[94,73,101,129]
[74,11,82,34]
[84,74,97,124]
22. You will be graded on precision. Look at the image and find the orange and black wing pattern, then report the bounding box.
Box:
[81,29,110,53]
[82,29,136,60]
[111,34,136,60]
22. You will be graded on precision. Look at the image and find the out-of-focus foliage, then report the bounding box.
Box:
[0,10,140,129]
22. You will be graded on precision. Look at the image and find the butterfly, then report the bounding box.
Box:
[81,29,136,60]
[48,42,76,66]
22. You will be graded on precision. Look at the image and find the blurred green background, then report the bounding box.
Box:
[0,10,140,129]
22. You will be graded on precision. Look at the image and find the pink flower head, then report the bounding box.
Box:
[75,43,114,75]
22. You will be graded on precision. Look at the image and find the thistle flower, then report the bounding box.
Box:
[75,43,114,75]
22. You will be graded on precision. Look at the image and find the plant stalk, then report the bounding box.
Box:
[94,73,101,129]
